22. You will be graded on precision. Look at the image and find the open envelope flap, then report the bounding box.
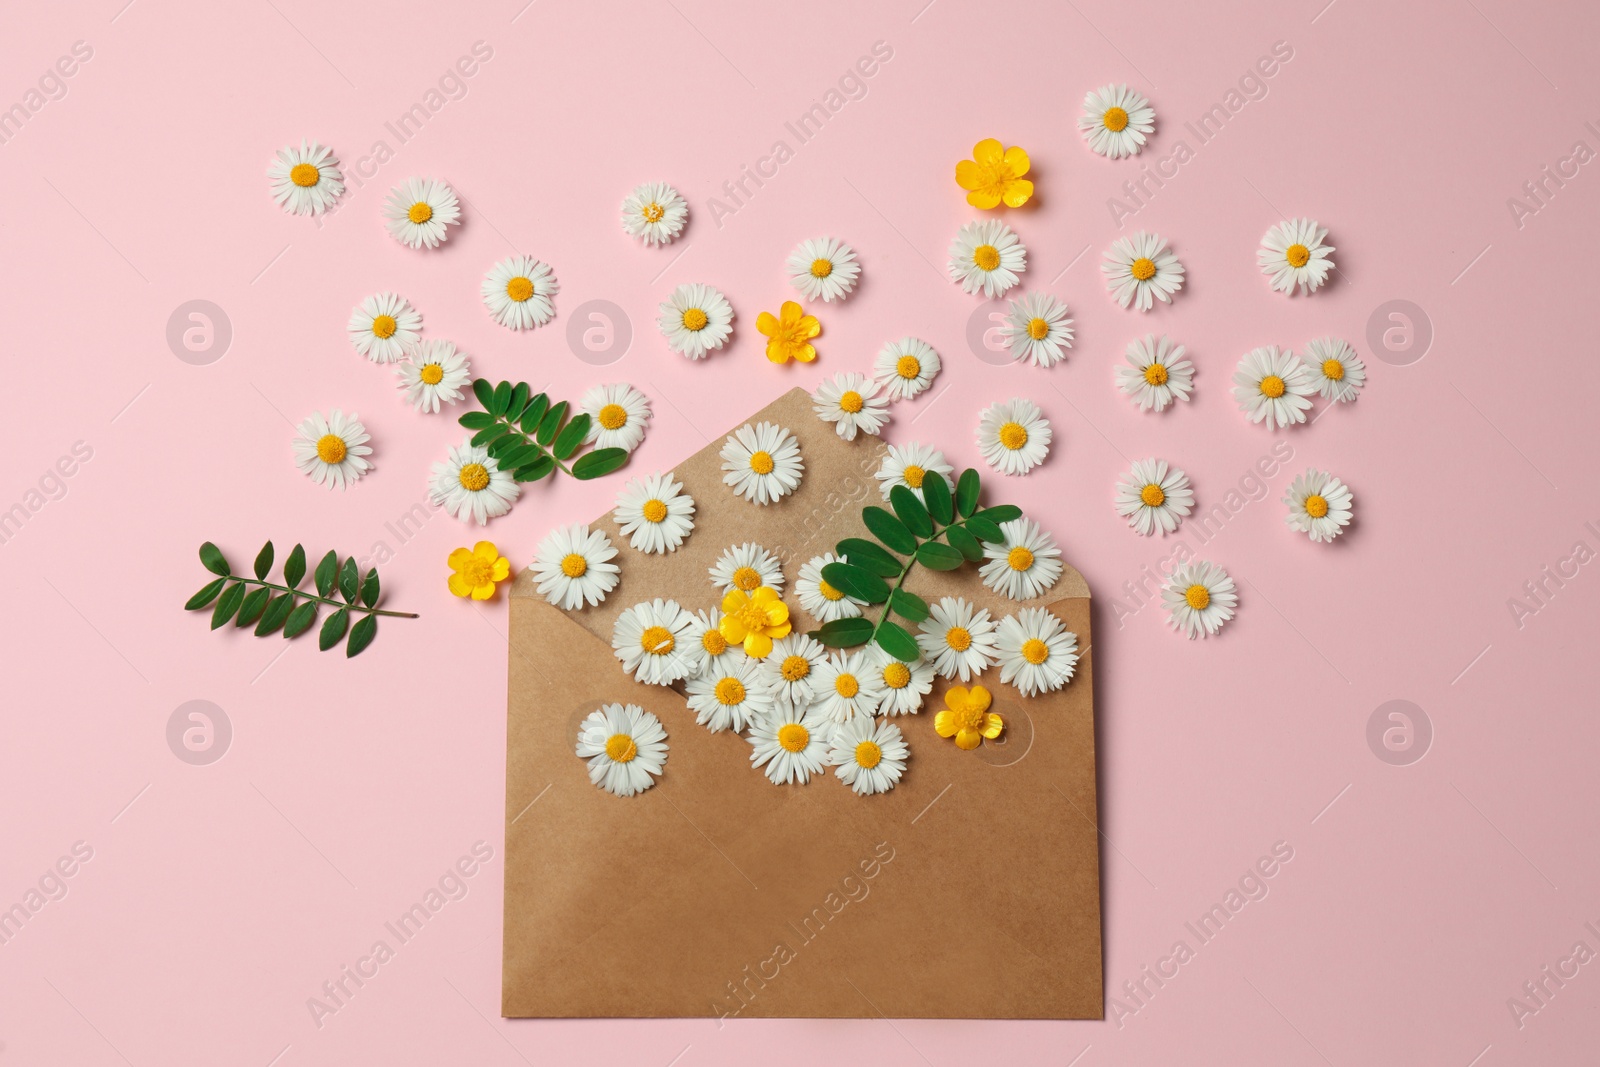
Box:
[504,387,1102,1019]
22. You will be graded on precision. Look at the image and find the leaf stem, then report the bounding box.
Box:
[863,515,976,649]
[224,576,419,618]
[494,418,575,478]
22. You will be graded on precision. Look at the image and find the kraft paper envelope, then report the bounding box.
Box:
[502,387,1103,1019]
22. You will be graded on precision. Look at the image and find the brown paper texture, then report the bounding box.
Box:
[502,387,1102,1019]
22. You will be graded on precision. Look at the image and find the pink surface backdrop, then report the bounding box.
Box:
[2,0,1597,1063]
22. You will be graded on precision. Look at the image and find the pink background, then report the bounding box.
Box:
[3,0,1597,1063]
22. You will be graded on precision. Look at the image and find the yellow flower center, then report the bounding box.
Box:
[1022,638,1050,664]
[780,655,811,682]
[458,463,490,491]
[998,422,1028,450]
[896,355,922,379]
[1285,243,1311,268]
[732,566,762,591]
[1260,375,1286,399]
[642,498,668,523]
[642,202,665,223]
[902,464,926,488]
[420,363,444,385]
[1143,363,1168,386]
[1007,546,1034,571]
[749,450,775,475]
[605,733,637,762]
[1305,494,1329,518]
[315,434,347,465]
[839,390,864,414]
[461,558,495,586]
[1140,483,1166,507]
[883,662,911,689]
[682,307,709,331]
[639,625,675,655]
[371,314,398,339]
[835,674,859,698]
[1102,106,1129,132]
[954,703,986,731]
[947,626,972,652]
[597,403,629,430]
[778,723,810,752]
[737,601,770,631]
[1027,317,1050,340]
[289,162,320,187]
[854,740,883,769]
[506,276,535,302]
[1322,359,1345,381]
[407,201,433,224]
[714,677,746,705]
[810,257,833,278]
[702,629,729,655]
[1130,257,1157,281]
[818,579,844,602]
[973,244,1001,271]
[560,553,588,578]
[1185,584,1211,610]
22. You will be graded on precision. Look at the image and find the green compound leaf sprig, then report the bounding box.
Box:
[808,468,1022,662]
[184,541,417,659]
[457,379,629,483]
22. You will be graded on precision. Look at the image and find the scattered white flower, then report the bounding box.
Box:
[709,542,785,595]
[267,139,344,216]
[796,552,865,623]
[875,442,954,504]
[614,472,695,554]
[530,524,620,610]
[977,397,1052,476]
[658,282,733,360]
[980,518,1064,600]
[382,177,460,249]
[1102,231,1185,311]
[611,598,697,685]
[1284,469,1354,543]
[1003,292,1074,368]
[1114,459,1195,537]
[579,382,652,453]
[686,654,773,734]
[1163,561,1237,639]
[1233,346,1315,429]
[948,219,1026,298]
[1259,218,1334,296]
[870,646,935,716]
[1078,84,1155,159]
[828,715,908,796]
[917,596,999,681]
[747,704,833,785]
[292,410,372,491]
[620,181,688,245]
[481,255,558,330]
[394,339,470,413]
[787,236,860,303]
[812,372,889,441]
[429,438,520,525]
[347,292,421,363]
[761,634,827,713]
[996,607,1079,697]
[683,608,738,680]
[576,703,667,797]
[720,422,802,505]
[872,337,941,400]
[1116,334,1194,413]
[811,650,885,724]
[1302,337,1366,403]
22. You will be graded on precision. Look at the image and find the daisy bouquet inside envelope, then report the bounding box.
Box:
[502,387,1103,1019]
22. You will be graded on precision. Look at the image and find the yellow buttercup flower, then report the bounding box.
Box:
[756,300,820,364]
[934,684,1004,750]
[955,138,1033,209]
[718,586,792,657]
[447,541,511,600]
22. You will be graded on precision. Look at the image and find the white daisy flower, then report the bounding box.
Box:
[1116,334,1194,413]
[874,441,954,506]
[813,372,889,441]
[870,646,936,716]
[828,715,908,796]
[579,382,652,453]
[1233,346,1315,429]
[979,518,1064,600]
[576,703,667,798]
[346,292,421,363]
[382,177,460,250]
[266,139,344,216]
[1302,337,1366,403]
[747,704,833,785]
[1259,218,1334,296]
[1114,459,1195,537]
[529,523,620,610]
[709,542,785,595]
[720,422,802,505]
[613,472,695,554]
[1284,469,1354,543]
[620,181,688,246]
[1077,84,1156,159]
[1163,560,1238,640]
[685,654,773,734]
[796,552,865,623]
[996,608,1079,697]
[917,596,999,681]
[611,598,697,685]
[481,255,558,331]
[872,337,941,401]
[1102,231,1185,311]
[394,339,470,413]
[787,236,860,303]
[811,650,885,724]
[761,634,827,713]
[976,397,1052,476]
[948,219,1027,298]
[658,283,733,360]
[683,609,739,679]
[291,409,372,490]
[429,438,520,525]
[1003,292,1074,368]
